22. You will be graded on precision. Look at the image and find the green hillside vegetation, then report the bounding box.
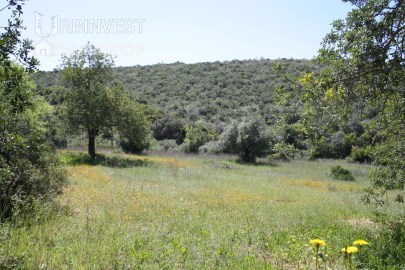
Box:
[35,58,318,128]
[34,58,373,163]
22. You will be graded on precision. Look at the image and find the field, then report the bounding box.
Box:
[1,151,402,269]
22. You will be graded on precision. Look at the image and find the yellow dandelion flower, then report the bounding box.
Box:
[309,239,327,247]
[353,239,369,246]
[341,246,358,254]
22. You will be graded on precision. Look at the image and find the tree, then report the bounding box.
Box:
[236,118,272,163]
[1,0,66,218]
[219,118,272,163]
[0,0,38,71]
[111,86,151,154]
[306,0,404,204]
[60,43,115,158]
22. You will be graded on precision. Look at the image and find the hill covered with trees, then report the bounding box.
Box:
[34,58,319,131]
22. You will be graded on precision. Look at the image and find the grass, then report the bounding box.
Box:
[1,151,403,269]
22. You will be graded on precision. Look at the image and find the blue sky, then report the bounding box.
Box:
[19,0,354,70]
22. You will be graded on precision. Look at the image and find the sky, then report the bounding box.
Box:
[15,0,354,70]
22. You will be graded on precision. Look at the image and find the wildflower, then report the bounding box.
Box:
[309,239,327,270]
[342,246,358,269]
[341,246,358,254]
[353,239,369,246]
[309,239,327,247]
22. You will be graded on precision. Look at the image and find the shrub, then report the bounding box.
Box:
[117,101,151,154]
[0,66,67,219]
[237,119,272,163]
[198,141,222,154]
[156,139,178,152]
[218,122,239,154]
[271,142,298,161]
[329,131,353,158]
[119,138,150,154]
[218,118,272,163]
[328,165,355,181]
[278,123,308,150]
[152,116,186,144]
[182,121,215,153]
[308,131,353,159]
[350,146,373,163]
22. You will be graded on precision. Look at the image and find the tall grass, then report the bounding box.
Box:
[0,152,403,269]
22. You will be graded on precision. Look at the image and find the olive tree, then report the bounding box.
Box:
[60,43,116,158]
[219,118,272,163]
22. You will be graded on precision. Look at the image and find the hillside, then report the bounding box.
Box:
[34,58,318,130]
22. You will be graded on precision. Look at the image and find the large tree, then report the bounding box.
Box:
[304,0,404,205]
[60,43,151,157]
[60,43,115,158]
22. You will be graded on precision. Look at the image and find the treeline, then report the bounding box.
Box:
[34,58,377,163]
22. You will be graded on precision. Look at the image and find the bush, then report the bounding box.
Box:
[117,100,151,154]
[182,121,215,153]
[219,118,272,163]
[328,165,355,181]
[329,131,353,158]
[0,66,67,219]
[198,141,222,154]
[350,146,373,163]
[156,139,179,152]
[219,123,239,154]
[237,119,272,163]
[152,116,186,144]
[271,142,298,161]
[278,123,307,150]
[119,138,150,154]
[308,131,353,159]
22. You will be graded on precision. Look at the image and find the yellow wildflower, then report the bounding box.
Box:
[353,239,369,246]
[309,239,327,247]
[341,246,359,254]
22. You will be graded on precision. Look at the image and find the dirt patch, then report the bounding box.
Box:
[346,218,380,230]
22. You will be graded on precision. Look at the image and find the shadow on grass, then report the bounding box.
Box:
[235,158,279,167]
[61,152,149,168]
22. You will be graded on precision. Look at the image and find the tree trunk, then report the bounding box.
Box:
[110,128,114,148]
[88,128,97,159]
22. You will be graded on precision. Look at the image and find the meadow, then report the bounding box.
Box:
[0,151,403,269]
